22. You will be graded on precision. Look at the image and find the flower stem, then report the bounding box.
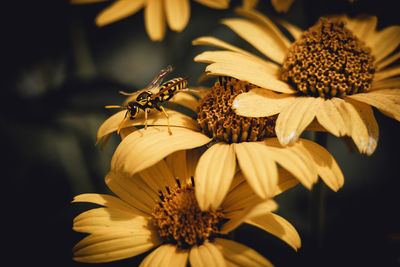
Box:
[309,132,328,251]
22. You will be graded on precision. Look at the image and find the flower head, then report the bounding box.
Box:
[72,150,301,265]
[71,0,230,41]
[194,8,400,155]
[97,77,343,210]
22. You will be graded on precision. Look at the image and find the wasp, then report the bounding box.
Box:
[106,65,189,135]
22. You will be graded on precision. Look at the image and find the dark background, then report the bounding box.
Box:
[3,0,399,266]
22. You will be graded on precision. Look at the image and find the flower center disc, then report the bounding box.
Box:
[280,18,375,99]
[197,77,277,143]
[152,182,224,248]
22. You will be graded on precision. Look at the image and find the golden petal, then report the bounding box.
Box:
[189,242,226,267]
[169,92,199,113]
[376,51,400,71]
[72,193,134,213]
[105,171,157,215]
[195,143,236,210]
[242,0,259,9]
[275,97,323,146]
[73,207,151,234]
[165,150,188,182]
[374,65,400,81]
[95,0,145,26]
[193,36,256,56]
[344,15,377,45]
[193,0,229,9]
[263,138,318,189]
[338,98,379,155]
[272,168,300,196]
[203,61,295,93]
[140,244,189,267]
[111,127,211,175]
[232,88,295,117]
[234,142,279,199]
[276,18,302,40]
[144,0,166,41]
[271,0,295,13]
[214,238,273,267]
[221,18,287,64]
[165,0,190,32]
[348,89,400,121]
[245,213,301,251]
[300,139,344,191]
[372,77,400,90]
[316,99,348,137]
[235,7,291,48]
[73,231,160,263]
[370,25,400,62]
[137,159,177,193]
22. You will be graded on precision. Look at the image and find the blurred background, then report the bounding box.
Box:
[3,0,399,266]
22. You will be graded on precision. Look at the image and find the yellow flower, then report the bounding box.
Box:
[243,0,295,13]
[97,78,343,210]
[70,0,230,41]
[193,8,400,155]
[72,150,300,265]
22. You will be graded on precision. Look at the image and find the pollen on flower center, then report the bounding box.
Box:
[197,77,277,143]
[152,179,224,248]
[280,18,375,99]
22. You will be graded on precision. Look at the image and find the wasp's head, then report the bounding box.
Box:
[127,102,140,119]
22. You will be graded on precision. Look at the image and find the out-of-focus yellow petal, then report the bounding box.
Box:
[275,97,323,146]
[165,0,190,32]
[344,15,377,45]
[374,66,400,81]
[276,18,302,40]
[370,25,400,63]
[140,244,189,267]
[189,242,227,267]
[95,0,145,26]
[234,142,278,199]
[214,238,273,267]
[144,0,166,41]
[194,0,229,9]
[232,88,295,117]
[195,143,236,210]
[376,51,400,71]
[111,127,211,175]
[245,213,301,251]
[271,0,295,13]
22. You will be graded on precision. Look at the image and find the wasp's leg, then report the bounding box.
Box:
[144,108,150,130]
[159,106,172,135]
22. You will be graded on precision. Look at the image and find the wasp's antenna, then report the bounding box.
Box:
[117,111,129,134]
[105,105,125,109]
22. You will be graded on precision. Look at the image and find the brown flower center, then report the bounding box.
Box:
[152,179,224,248]
[280,18,375,99]
[197,77,277,143]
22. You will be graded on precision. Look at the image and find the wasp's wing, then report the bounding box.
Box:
[146,65,174,91]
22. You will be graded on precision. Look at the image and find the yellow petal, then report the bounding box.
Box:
[189,242,226,267]
[344,15,377,45]
[273,167,300,196]
[221,18,287,64]
[235,7,291,48]
[338,98,379,155]
[316,99,348,137]
[111,127,211,175]
[140,244,189,267]
[200,60,294,93]
[165,0,190,32]
[95,0,145,26]
[165,150,188,181]
[73,231,160,263]
[348,90,400,121]
[372,77,400,90]
[193,36,256,56]
[376,51,400,71]
[271,0,295,13]
[370,25,400,62]
[195,143,236,210]
[232,88,295,117]
[214,238,273,267]
[169,91,199,113]
[72,193,134,213]
[144,0,166,41]
[73,207,151,234]
[105,171,157,215]
[242,0,258,9]
[374,65,400,81]
[300,139,344,191]
[276,97,323,146]
[263,138,318,189]
[194,0,229,9]
[234,142,278,199]
[245,213,301,251]
[276,18,302,40]
[137,159,177,193]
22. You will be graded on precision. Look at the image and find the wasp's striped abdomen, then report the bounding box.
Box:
[154,77,188,102]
